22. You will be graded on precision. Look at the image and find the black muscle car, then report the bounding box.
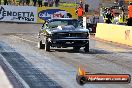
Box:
[38,18,89,52]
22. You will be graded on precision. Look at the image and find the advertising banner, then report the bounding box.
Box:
[37,7,77,23]
[0,5,37,23]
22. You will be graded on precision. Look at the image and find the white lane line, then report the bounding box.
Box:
[0,66,13,88]
[11,35,37,44]
[0,54,30,88]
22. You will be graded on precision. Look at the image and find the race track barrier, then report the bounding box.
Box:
[95,23,132,46]
[0,5,37,23]
[0,5,77,23]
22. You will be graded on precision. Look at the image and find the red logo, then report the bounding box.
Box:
[53,13,62,18]
[125,30,130,40]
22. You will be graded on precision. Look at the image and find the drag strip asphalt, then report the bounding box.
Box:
[0,23,132,88]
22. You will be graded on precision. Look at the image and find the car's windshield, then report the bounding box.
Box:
[47,19,80,28]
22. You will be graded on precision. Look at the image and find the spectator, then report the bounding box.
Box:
[118,0,124,7]
[76,5,84,22]
[102,8,108,17]
[85,4,89,15]
[80,1,83,8]
[19,0,26,6]
[104,9,114,23]
[48,0,53,7]
[19,0,21,5]
[44,0,48,7]
[33,0,37,6]
[13,0,16,5]
[4,0,8,5]
[115,0,124,7]
[38,0,42,7]
[10,0,15,5]
[55,0,59,7]
[127,2,132,26]
[115,0,118,3]
[26,0,30,5]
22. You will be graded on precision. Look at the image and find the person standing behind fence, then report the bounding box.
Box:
[19,0,26,5]
[55,0,59,7]
[33,0,37,6]
[76,5,84,22]
[48,0,53,7]
[85,4,89,16]
[10,0,16,5]
[44,0,48,7]
[127,2,132,26]
[80,1,83,8]
[4,0,8,5]
[104,9,114,23]
[26,0,30,5]
[38,0,42,7]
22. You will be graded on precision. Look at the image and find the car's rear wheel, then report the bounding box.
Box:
[38,40,45,49]
[45,38,50,51]
[84,42,89,52]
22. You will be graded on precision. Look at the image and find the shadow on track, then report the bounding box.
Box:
[49,48,112,54]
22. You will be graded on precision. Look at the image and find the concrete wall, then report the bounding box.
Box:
[96,23,132,46]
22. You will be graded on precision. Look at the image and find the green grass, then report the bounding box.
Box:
[0,0,78,7]
[59,3,78,7]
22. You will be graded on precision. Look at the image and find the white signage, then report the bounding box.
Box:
[0,5,37,23]
[83,17,87,29]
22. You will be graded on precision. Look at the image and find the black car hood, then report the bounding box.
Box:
[50,25,89,33]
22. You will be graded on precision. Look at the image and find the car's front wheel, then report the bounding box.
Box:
[45,38,50,51]
[84,42,89,52]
